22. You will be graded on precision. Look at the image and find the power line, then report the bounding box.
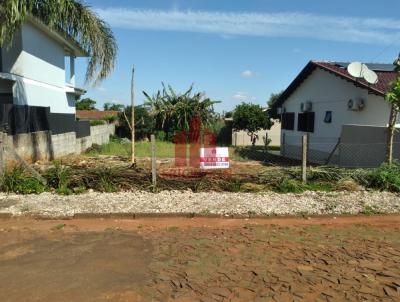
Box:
[370,36,400,62]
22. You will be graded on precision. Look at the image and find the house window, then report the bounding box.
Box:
[324,111,332,123]
[297,112,315,132]
[281,112,295,130]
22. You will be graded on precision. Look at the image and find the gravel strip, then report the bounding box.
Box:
[0,191,399,218]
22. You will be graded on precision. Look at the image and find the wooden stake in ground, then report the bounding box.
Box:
[131,66,135,165]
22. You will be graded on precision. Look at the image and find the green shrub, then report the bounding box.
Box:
[96,167,117,192]
[369,162,400,192]
[0,166,46,194]
[155,131,167,141]
[56,186,73,195]
[90,119,106,126]
[45,161,70,190]
[274,179,307,194]
[103,115,117,123]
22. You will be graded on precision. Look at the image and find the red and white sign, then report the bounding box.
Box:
[200,147,230,169]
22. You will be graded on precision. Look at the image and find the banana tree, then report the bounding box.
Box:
[0,0,117,84]
[143,84,220,139]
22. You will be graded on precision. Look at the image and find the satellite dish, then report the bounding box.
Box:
[347,61,379,85]
[347,62,364,78]
[363,68,379,85]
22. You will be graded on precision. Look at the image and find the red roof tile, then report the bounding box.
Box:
[76,110,119,120]
[275,61,398,108]
[314,61,397,96]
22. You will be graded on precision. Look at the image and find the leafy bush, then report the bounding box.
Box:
[0,166,46,194]
[155,131,167,141]
[45,161,70,189]
[90,119,106,126]
[274,179,332,194]
[103,115,118,123]
[369,162,400,192]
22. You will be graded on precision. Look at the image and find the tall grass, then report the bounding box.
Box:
[0,166,46,194]
[85,138,176,158]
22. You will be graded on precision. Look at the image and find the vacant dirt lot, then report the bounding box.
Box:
[0,216,399,301]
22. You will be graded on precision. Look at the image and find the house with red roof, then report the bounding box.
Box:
[273,61,399,167]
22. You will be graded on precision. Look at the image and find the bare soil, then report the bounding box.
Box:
[0,216,399,301]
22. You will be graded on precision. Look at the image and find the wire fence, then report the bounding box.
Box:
[154,133,399,183]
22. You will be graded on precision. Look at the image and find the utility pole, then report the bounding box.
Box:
[131,66,135,165]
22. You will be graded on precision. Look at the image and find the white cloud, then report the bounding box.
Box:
[95,8,400,44]
[241,70,255,77]
[96,86,106,92]
[233,92,251,102]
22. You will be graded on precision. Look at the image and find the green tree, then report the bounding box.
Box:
[104,103,125,111]
[0,0,117,84]
[76,98,96,110]
[118,106,155,140]
[267,91,283,119]
[385,55,400,163]
[232,103,272,146]
[143,84,220,140]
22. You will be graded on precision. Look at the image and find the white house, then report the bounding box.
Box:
[0,17,87,136]
[274,61,399,167]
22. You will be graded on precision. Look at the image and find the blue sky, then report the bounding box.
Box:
[76,0,400,112]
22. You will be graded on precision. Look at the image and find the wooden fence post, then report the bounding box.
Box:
[302,134,308,183]
[151,134,157,188]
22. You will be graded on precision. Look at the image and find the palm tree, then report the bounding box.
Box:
[0,0,117,84]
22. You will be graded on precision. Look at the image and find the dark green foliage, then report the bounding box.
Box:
[210,119,232,146]
[103,115,118,123]
[369,162,400,192]
[117,105,155,140]
[103,103,124,111]
[0,167,46,194]
[76,98,97,110]
[232,103,272,144]
[90,120,106,126]
[267,91,283,119]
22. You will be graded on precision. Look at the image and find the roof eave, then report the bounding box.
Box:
[27,16,88,57]
[274,61,387,109]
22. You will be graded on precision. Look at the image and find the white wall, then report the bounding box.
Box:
[2,21,78,114]
[282,67,392,155]
[11,22,65,87]
[233,121,281,147]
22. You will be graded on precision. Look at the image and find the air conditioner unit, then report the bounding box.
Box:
[347,98,365,111]
[305,101,313,111]
[301,101,313,112]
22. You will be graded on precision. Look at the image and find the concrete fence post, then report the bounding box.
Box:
[0,132,4,177]
[302,134,308,183]
[151,134,157,188]
[281,133,286,156]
